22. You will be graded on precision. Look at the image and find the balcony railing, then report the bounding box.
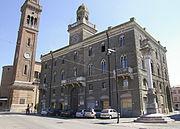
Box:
[117,67,134,79]
[61,76,86,86]
[39,84,48,90]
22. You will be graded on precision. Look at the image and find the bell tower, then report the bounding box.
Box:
[68,4,97,45]
[12,0,42,82]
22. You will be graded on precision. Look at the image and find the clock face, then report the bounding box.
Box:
[24,52,30,59]
[72,34,79,43]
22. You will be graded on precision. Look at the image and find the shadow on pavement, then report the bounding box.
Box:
[94,122,113,125]
[168,114,180,121]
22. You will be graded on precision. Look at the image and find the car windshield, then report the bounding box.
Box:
[101,109,108,113]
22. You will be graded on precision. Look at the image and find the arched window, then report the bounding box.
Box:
[31,16,34,25]
[151,62,154,73]
[27,15,30,24]
[120,36,125,46]
[74,52,78,60]
[157,64,160,76]
[53,72,56,83]
[153,82,156,88]
[88,64,93,76]
[89,47,92,56]
[34,18,37,27]
[73,68,77,77]
[101,43,105,52]
[61,71,65,80]
[143,79,148,89]
[142,59,145,69]
[101,60,106,73]
[121,56,127,68]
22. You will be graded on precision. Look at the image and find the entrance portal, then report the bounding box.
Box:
[71,87,78,111]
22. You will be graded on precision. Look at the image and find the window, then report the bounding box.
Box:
[34,18,37,27]
[89,84,93,91]
[54,60,57,66]
[31,16,34,25]
[43,77,46,84]
[165,70,167,80]
[159,83,162,90]
[120,36,125,46]
[74,52,78,60]
[28,38,31,46]
[89,47,93,56]
[101,43,105,52]
[73,68,77,77]
[62,59,65,64]
[101,60,106,73]
[24,65,27,75]
[155,50,158,59]
[88,64,93,76]
[27,15,30,24]
[121,56,127,68]
[151,62,154,73]
[34,71,38,78]
[173,90,176,94]
[61,71,65,80]
[163,56,165,63]
[102,82,106,89]
[178,90,180,94]
[174,97,177,102]
[53,72,56,83]
[143,79,148,89]
[142,60,145,69]
[0,102,2,106]
[53,89,56,95]
[20,99,25,104]
[153,82,156,88]
[123,79,128,87]
[157,65,160,76]
[45,63,47,69]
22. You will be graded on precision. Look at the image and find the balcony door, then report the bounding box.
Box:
[71,87,78,111]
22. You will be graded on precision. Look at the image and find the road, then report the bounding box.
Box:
[0,112,180,129]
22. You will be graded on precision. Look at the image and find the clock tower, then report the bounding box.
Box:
[68,4,97,45]
[9,0,42,112]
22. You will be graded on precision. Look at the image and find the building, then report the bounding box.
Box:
[38,4,173,117]
[0,0,42,112]
[171,85,180,110]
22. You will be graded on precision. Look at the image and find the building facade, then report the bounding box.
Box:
[171,85,180,110]
[0,0,42,112]
[38,4,173,117]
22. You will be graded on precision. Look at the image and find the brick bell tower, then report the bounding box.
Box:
[9,0,42,112]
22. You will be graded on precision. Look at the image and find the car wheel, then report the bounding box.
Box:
[109,115,112,119]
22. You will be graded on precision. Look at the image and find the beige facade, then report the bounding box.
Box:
[0,0,42,112]
[171,85,180,110]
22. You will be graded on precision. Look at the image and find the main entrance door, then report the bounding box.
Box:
[71,87,78,111]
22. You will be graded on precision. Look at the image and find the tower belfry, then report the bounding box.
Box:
[8,0,42,112]
[68,4,97,45]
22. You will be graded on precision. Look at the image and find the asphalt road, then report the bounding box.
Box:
[0,112,180,129]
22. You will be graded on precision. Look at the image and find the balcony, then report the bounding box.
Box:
[117,67,134,79]
[39,84,48,90]
[61,76,86,87]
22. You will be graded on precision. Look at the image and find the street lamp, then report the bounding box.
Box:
[48,51,54,109]
[107,48,120,124]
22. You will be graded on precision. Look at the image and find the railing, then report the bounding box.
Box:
[61,76,86,86]
[117,67,133,79]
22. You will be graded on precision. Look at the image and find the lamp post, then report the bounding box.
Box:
[48,51,54,109]
[107,48,120,123]
[106,31,111,108]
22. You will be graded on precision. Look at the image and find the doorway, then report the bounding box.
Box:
[71,87,78,111]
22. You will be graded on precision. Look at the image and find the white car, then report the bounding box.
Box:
[100,109,118,119]
[84,109,96,118]
[76,109,85,118]
[41,108,49,116]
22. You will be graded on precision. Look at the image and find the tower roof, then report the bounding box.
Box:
[77,4,89,13]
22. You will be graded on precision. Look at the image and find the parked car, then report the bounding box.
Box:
[85,109,96,118]
[100,109,119,119]
[61,109,76,118]
[76,109,86,118]
[48,108,61,116]
[41,108,49,116]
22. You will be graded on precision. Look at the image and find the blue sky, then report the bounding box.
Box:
[0,0,180,86]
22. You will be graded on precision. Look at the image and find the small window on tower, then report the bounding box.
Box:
[34,18,37,27]
[27,15,30,24]
[28,38,31,46]
[24,65,27,75]
[31,16,34,25]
